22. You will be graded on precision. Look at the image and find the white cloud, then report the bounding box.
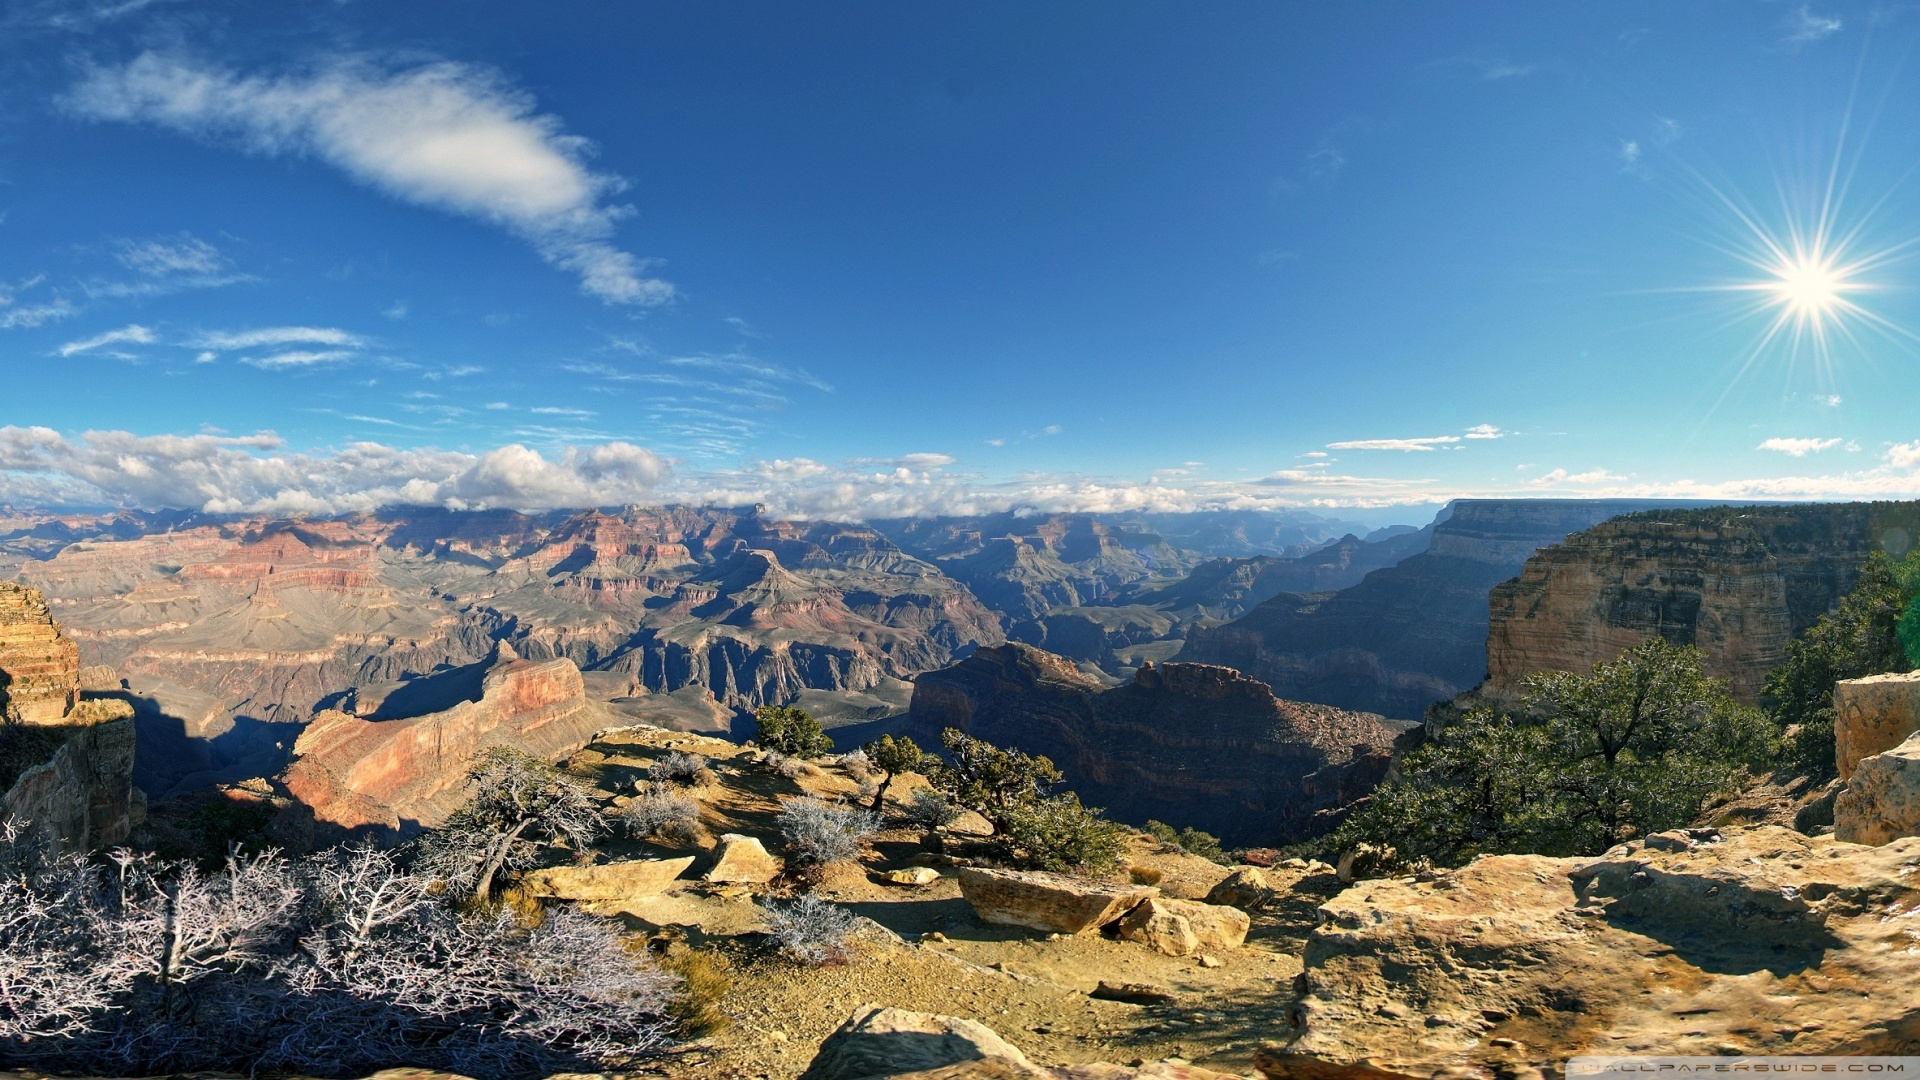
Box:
[0,277,75,329]
[1464,424,1503,440]
[985,438,1005,447]
[1821,394,1843,407]
[1887,441,1920,471]
[195,326,365,350]
[1529,468,1627,487]
[1328,436,1462,452]
[1758,437,1843,457]
[67,54,672,307]
[1620,140,1641,165]
[57,323,155,357]
[242,350,354,369]
[1783,6,1842,45]
[86,234,248,299]
[0,427,671,513]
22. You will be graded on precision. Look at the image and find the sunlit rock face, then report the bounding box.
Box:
[1481,501,1920,709]
[908,642,1396,846]
[1177,499,1690,720]
[0,580,81,724]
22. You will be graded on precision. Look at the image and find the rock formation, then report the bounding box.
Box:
[1260,826,1920,1075]
[957,867,1160,934]
[1178,500,1693,719]
[277,641,613,836]
[1481,501,1920,707]
[1835,670,1920,780]
[911,644,1397,845]
[0,581,137,852]
[1835,729,1920,845]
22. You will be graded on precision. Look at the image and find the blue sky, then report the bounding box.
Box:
[3,1,1920,520]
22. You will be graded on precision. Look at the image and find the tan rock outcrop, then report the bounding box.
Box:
[957,867,1157,934]
[1835,670,1920,781]
[799,1005,1038,1080]
[279,642,611,834]
[1205,867,1275,910]
[1115,898,1200,957]
[520,856,696,903]
[1259,826,1920,1076]
[1835,730,1920,845]
[0,581,80,724]
[705,832,783,883]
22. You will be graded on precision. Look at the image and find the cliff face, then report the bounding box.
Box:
[0,581,137,853]
[278,641,611,837]
[907,643,1396,845]
[1482,501,1920,705]
[1176,500,1696,720]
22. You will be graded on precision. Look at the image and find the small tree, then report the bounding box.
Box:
[861,734,930,811]
[754,706,835,759]
[926,728,1062,835]
[1143,820,1226,863]
[998,794,1128,874]
[413,748,602,903]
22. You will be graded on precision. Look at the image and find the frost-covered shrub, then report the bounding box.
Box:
[835,749,873,781]
[764,752,818,780]
[648,751,708,785]
[0,826,675,1079]
[763,893,855,965]
[624,787,702,846]
[778,798,878,868]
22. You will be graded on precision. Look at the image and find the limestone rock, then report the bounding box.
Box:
[521,856,696,902]
[1204,866,1275,910]
[909,644,1396,845]
[705,833,782,883]
[0,581,80,725]
[1116,898,1200,957]
[958,867,1157,935]
[1089,981,1178,1005]
[1263,825,1920,1075]
[1835,671,1920,781]
[886,866,941,886]
[798,1004,1036,1080]
[1116,898,1248,956]
[1836,730,1920,845]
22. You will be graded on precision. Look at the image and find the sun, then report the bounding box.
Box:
[1767,252,1852,320]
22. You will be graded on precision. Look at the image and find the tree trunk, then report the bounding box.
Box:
[472,817,535,904]
[869,772,894,812]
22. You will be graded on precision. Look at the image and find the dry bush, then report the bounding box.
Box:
[902,788,960,831]
[624,787,702,846]
[778,798,878,868]
[1128,865,1164,886]
[656,949,732,1035]
[762,893,855,965]
[648,751,708,786]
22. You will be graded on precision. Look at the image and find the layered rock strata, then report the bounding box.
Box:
[1259,826,1920,1076]
[278,642,612,837]
[1835,729,1920,845]
[0,581,80,723]
[911,644,1396,845]
[1835,670,1920,781]
[1481,501,1920,706]
[1178,500,1694,719]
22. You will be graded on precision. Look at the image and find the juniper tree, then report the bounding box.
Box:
[412,747,602,903]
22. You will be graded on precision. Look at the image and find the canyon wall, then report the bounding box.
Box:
[0,581,137,853]
[907,642,1396,845]
[1176,499,1697,720]
[1482,501,1920,705]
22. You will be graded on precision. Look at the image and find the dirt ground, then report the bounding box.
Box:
[556,725,1343,1079]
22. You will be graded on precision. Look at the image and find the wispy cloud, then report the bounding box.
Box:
[1758,436,1843,457]
[243,349,354,370]
[0,277,74,330]
[66,54,673,306]
[1434,56,1536,81]
[1328,435,1462,452]
[57,323,155,357]
[1782,6,1842,46]
[1464,424,1503,440]
[83,233,250,299]
[1528,467,1626,487]
[194,326,365,351]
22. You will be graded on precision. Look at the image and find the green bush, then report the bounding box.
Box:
[1765,551,1918,777]
[862,733,931,811]
[1337,638,1776,866]
[754,706,835,759]
[1142,820,1226,863]
[925,728,1061,835]
[997,793,1129,874]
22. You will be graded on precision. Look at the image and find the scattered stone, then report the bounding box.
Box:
[957,867,1157,935]
[1197,954,1222,969]
[521,856,696,902]
[1203,867,1275,911]
[1090,981,1178,1005]
[887,867,942,886]
[1836,730,1920,845]
[705,833,783,884]
[797,1005,1035,1080]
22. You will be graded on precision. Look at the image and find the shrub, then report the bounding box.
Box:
[835,749,874,780]
[754,706,834,758]
[763,893,855,965]
[1338,638,1778,866]
[0,829,675,1078]
[648,751,708,786]
[411,747,602,903]
[926,728,1061,835]
[624,787,702,846]
[862,734,931,811]
[1128,865,1163,886]
[656,949,732,1036]
[996,793,1128,874]
[764,752,817,780]
[902,787,960,831]
[1143,820,1226,864]
[778,798,879,868]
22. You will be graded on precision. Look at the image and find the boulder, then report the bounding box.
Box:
[886,867,941,887]
[798,1005,1035,1080]
[957,867,1157,935]
[1089,981,1178,1005]
[1115,899,1200,957]
[1260,826,1920,1076]
[1836,671,1920,780]
[1204,866,1275,910]
[520,856,696,901]
[705,833,782,884]
[1836,730,1920,845]
[1116,898,1249,956]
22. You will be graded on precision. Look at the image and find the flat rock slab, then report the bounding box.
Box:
[800,1004,1035,1080]
[706,832,783,883]
[521,856,695,901]
[958,867,1157,935]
